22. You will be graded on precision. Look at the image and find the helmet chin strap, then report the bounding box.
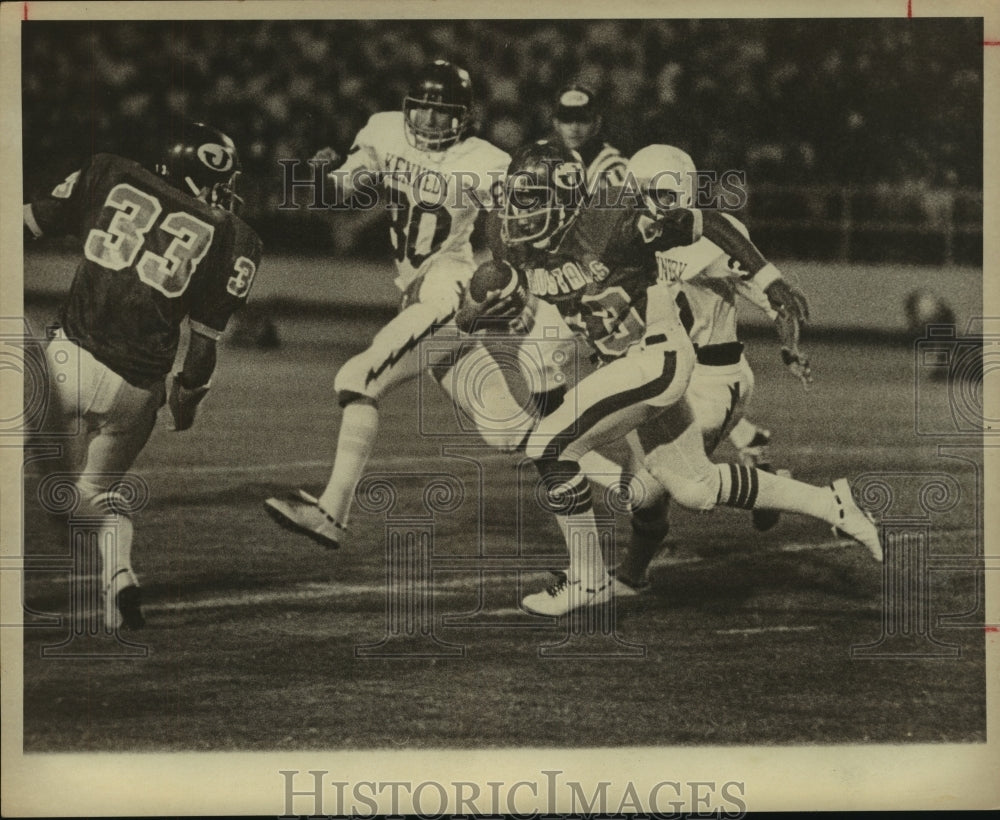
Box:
[184,176,204,197]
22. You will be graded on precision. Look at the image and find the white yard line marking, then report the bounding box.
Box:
[650,538,865,566]
[781,538,856,552]
[145,574,555,614]
[714,625,819,635]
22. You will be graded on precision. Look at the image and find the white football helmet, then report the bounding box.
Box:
[627,144,697,216]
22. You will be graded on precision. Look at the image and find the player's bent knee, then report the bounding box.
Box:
[334,357,377,406]
[336,389,376,409]
[534,458,592,515]
[645,457,718,511]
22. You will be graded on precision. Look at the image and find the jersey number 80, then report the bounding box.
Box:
[387,190,453,269]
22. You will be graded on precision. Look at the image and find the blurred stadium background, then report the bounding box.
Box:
[22,18,983,267]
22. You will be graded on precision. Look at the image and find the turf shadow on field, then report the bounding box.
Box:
[641,548,883,614]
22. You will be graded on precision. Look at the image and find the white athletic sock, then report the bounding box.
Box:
[77,490,138,594]
[559,509,611,590]
[318,401,379,527]
[98,515,136,594]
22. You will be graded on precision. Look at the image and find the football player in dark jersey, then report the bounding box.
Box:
[508,84,630,427]
[461,141,881,616]
[24,122,263,630]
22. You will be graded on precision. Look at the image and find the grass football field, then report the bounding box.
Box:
[18,299,987,751]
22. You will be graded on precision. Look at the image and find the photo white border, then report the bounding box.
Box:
[2,0,997,814]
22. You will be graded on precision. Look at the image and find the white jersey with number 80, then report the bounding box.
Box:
[339,111,510,294]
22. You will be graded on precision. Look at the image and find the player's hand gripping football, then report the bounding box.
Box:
[167,372,211,431]
[456,260,527,334]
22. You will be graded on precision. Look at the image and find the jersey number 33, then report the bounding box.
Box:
[83,183,256,298]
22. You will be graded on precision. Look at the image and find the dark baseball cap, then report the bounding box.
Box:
[554,84,598,122]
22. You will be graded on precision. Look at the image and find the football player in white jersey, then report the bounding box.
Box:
[265,61,528,548]
[606,144,813,590]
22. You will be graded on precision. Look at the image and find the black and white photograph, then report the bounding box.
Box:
[2,0,997,815]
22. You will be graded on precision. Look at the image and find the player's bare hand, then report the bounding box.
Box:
[774,312,813,389]
[310,146,341,167]
[456,291,526,334]
[781,345,813,389]
[167,373,211,431]
[765,278,810,324]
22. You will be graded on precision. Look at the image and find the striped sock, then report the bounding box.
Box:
[82,490,137,593]
[717,463,760,510]
[716,463,835,522]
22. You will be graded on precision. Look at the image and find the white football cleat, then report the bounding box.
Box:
[522,574,616,616]
[830,478,883,562]
[264,492,346,549]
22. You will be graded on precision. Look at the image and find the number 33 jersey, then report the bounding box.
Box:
[342,112,509,293]
[28,153,263,388]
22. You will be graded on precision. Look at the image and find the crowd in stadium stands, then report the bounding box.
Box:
[22,19,982,253]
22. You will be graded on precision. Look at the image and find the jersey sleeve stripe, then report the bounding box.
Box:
[701,210,766,275]
[189,319,223,341]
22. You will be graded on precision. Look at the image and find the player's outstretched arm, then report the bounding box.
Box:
[167,329,216,432]
[23,163,87,240]
[701,211,813,386]
[701,212,811,323]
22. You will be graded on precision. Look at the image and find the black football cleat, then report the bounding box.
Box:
[116,585,146,630]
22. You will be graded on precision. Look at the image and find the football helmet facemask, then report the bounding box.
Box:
[627,144,697,217]
[156,122,243,211]
[403,60,473,152]
[500,141,587,247]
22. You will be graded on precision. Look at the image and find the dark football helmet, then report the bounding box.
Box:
[155,122,243,211]
[500,140,587,247]
[402,60,473,152]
